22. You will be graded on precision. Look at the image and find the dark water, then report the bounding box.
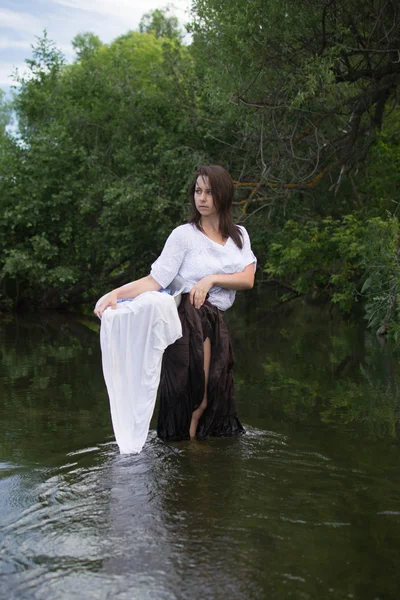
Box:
[1,290,400,599]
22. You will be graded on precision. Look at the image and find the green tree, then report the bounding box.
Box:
[0,24,200,310]
[2,2,400,327]
[72,32,103,61]
[139,7,180,39]
[189,0,400,215]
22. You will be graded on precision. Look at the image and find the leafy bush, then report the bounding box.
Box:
[265,215,400,336]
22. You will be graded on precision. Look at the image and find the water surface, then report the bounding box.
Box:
[1,292,400,599]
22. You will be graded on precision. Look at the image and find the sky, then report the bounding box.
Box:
[0,0,192,95]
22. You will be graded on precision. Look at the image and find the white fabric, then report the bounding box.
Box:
[151,224,257,311]
[99,291,182,454]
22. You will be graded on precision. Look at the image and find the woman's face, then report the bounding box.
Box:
[194,176,217,218]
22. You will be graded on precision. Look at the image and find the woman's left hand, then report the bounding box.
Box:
[189,275,214,309]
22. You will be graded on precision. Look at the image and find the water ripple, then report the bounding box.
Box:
[1,428,400,600]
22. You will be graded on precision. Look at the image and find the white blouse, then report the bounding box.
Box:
[151,223,257,311]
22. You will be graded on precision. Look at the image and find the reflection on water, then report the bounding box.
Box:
[231,292,400,440]
[1,293,400,599]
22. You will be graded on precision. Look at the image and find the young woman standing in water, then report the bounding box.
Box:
[95,165,256,440]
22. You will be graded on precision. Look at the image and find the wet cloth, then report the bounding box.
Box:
[157,293,245,441]
[151,224,257,311]
[99,291,182,454]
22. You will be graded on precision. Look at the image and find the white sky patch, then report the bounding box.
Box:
[52,0,143,17]
[0,36,31,50]
[50,0,191,38]
[51,0,190,18]
[0,8,42,35]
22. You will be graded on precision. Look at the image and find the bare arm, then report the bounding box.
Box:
[94,274,161,317]
[209,264,255,290]
[189,264,255,309]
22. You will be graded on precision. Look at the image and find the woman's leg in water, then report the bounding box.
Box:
[189,337,211,439]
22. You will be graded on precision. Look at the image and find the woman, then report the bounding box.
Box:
[95,165,256,440]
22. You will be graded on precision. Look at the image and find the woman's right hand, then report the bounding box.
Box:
[94,290,118,319]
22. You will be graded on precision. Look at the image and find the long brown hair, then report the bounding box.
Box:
[188,165,243,249]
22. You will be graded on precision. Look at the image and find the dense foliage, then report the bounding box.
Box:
[1,28,200,308]
[1,1,400,336]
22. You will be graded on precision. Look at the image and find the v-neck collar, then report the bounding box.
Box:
[197,227,229,248]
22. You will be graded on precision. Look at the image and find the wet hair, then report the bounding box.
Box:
[188,165,243,249]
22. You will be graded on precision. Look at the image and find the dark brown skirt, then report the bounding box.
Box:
[157,293,245,441]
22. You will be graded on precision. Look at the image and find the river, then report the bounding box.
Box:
[1,288,400,599]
